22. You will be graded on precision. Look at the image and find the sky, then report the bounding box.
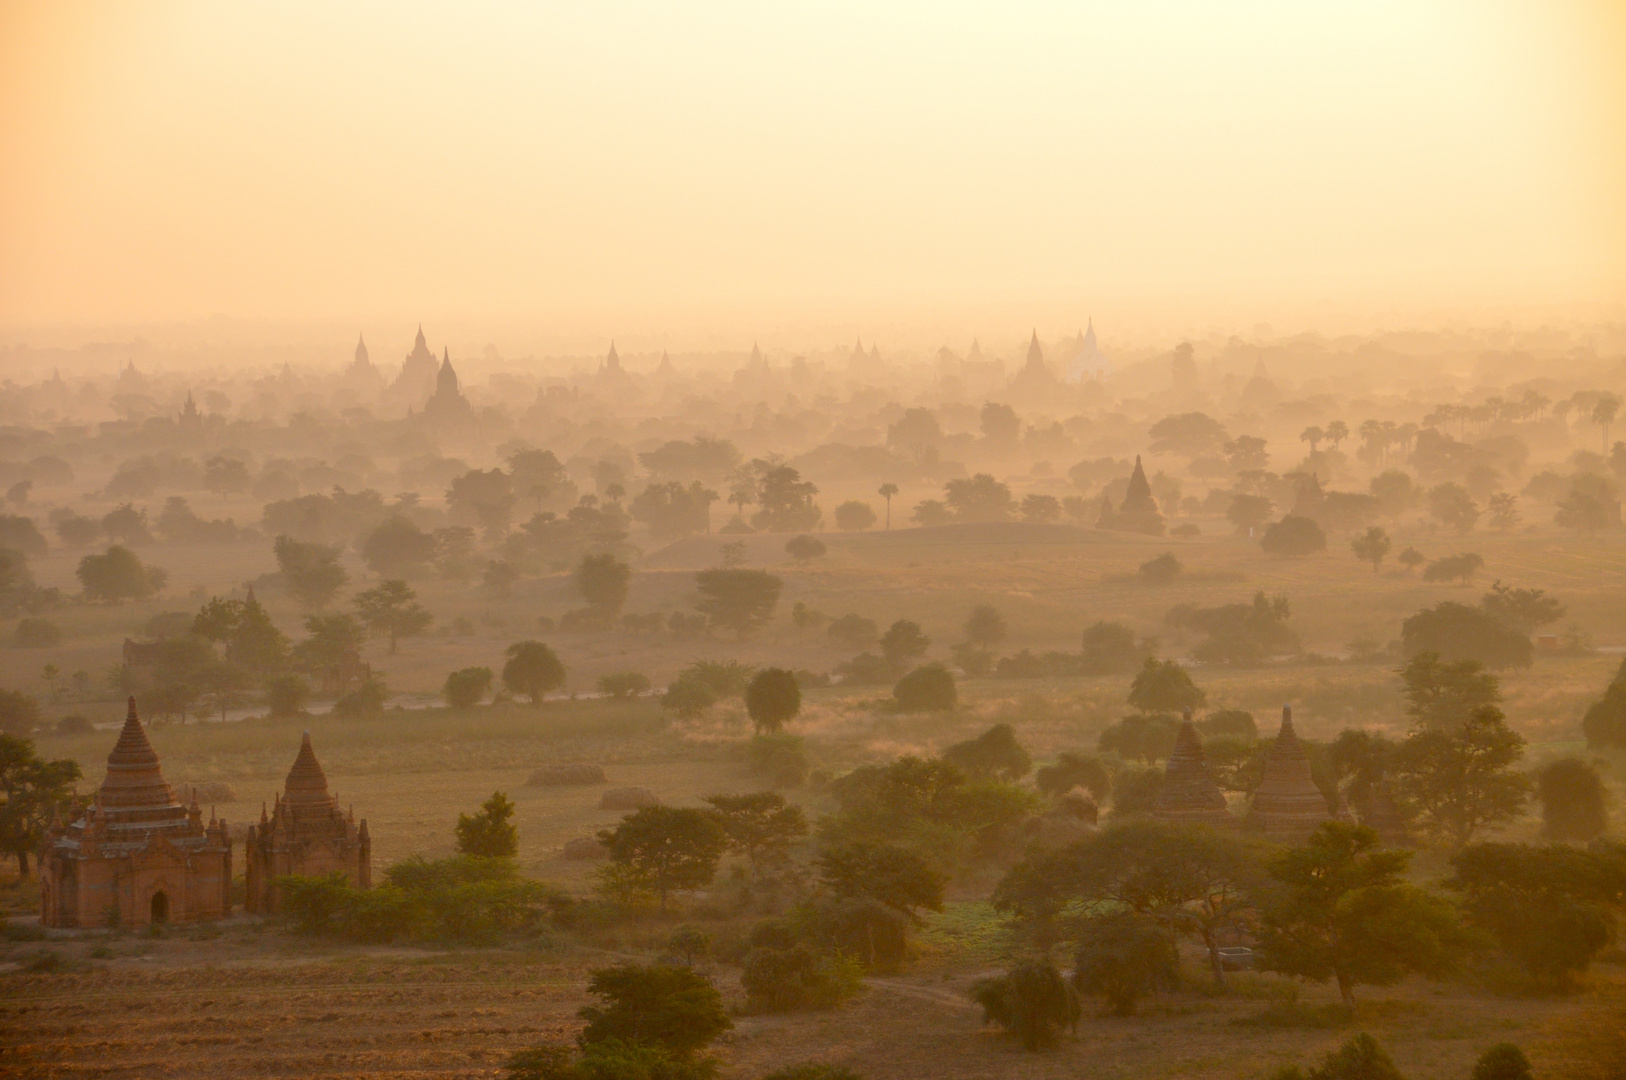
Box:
[1,1,1623,347]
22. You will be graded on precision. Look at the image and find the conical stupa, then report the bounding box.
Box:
[1104,456,1165,535]
[1245,705,1334,838]
[245,731,371,914]
[1152,711,1235,826]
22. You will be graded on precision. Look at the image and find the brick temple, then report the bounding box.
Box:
[1245,705,1344,838]
[40,698,232,928]
[1151,711,1236,827]
[245,731,371,914]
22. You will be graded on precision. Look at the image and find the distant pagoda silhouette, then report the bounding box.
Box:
[1098,455,1165,535]
[1245,705,1341,839]
[422,348,472,419]
[391,325,439,407]
[1151,710,1235,827]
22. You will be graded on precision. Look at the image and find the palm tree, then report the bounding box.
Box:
[1593,395,1620,452]
[878,483,899,529]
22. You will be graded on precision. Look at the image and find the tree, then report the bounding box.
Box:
[332,677,388,718]
[597,672,650,699]
[443,666,494,709]
[0,689,42,737]
[1401,602,1530,668]
[265,674,310,717]
[506,447,570,508]
[878,483,899,529]
[353,580,432,653]
[193,593,289,672]
[1582,658,1626,750]
[1450,842,1619,988]
[503,640,566,704]
[1390,706,1530,848]
[833,501,877,531]
[745,668,801,733]
[1097,714,1180,765]
[943,473,1016,522]
[887,407,943,462]
[1295,1034,1407,1080]
[1148,412,1228,457]
[1421,552,1485,584]
[702,792,808,873]
[980,401,1021,443]
[273,535,348,609]
[751,465,821,532]
[694,568,782,637]
[963,604,1006,649]
[1487,492,1521,531]
[1397,547,1426,572]
[1021,494,1062,523]
[599,806,728,909]
[78,545,165,602]
[629,481,718,541]
[576,553,631,619]
[0,733,81,875]
[1593,393,1621,450]
[203,456,251,499]
[1399,652,1501,729]
[1072,914,1178,1015]
[292,612,367,672]
[359,516,437,577]
[893,664,955,712]
[816,840,947,920]
[456,791,518,857]
[1226,493,1274,534]
[446,467,514,538]
[1223,435,1270,472]
[1535,757,1608,842]
[969,961,1080,1050]
[1134,552,1179,585]
[1349,526,1391,572]
[1554,474,1618,533]
[1261,515,1326,556]
[101,503,153,545]
[1128,658,1205,713]
[911,499,952,526]
[879,619,930,672]
[1035,752,1112,800]
[1480,581,1565,634]
[1255,822,1464,1006]
[577,963,732,1056]
[943,724,1031,782]
[1471,1044,1533,1080]
[1080,621,1142,674]
[784,534,826,562]
[1428,482,1480,533]
[827,613,878,649]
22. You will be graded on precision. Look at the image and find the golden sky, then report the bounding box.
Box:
[2,1,1623,341]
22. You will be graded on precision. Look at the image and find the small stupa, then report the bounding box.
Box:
[1100,456,1165,535]
[1151,710,1235,827]
[1245,705,1334,838]
[245,732,371,914]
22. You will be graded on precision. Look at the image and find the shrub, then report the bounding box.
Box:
[1260,515,1326,556]
[1197,709,1257,740]
[1401,602,1532,669]
[1098,713,1180,764]
[597,671,650,700]
[1536,758,1609,842]
[893,664,956,712]
[1127,657,1206,712]
[662,679,716,718]
[1072,914,1178,1015]
[332,678,388,718]
[746,733,810,788]
[832,501,877,532]
[1079,621,1142,674]
[265,674,311,718]
[280,856,556,944]
[942,724,1031,781]
[760,1067,863,1080]
[456,792,519,857]
[833,651,891,685]
[969,960,1080,1050]
[1035,751,1111,800]
[14,618,60,648]
[578,963,732,1056]
[795,895,911,971]
[1422,552,1485,584]
[742,940,862,1013]
[443,666,494,708]
[785,534,827,561]
[1138,552,1182,584]
[1470,1044,1532,1080]
[1109,767,1163,816]
[745,668,801,733]
[1581,658,1626,751]
[826,613,878,648]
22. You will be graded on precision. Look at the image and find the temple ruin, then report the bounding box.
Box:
[1245,705,1339,838]
[245,731,371,915]
[1151,711,1235,827]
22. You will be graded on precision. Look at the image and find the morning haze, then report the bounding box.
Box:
[1,4,1625,1079]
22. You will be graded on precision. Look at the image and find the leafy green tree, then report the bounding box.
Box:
[826,613,878,648]
[1399,651,1501,729]
[577,963,732,1057]
[331,677,388,718]
[353,580,432,653]
[599,806,727,909]
[1080,621,1143,674]
[291,613,367,672]
[694,568,782,637]
[879,619,930,672]
[456,791,518,857]
[878,482,900,529]
[1227,493,1275,533]
[661,679,715,718]
[1260,515,1326,556]
[1350,526,1391,572]
[1536,757,1609,842]
[446,467,514,538]
[785,534,826,561]
[745,668,801,733]
[77,545,166,602]
[628,480,719,542]
[1470,1044,1533,1080]
[505,1040,712,1080]
[1555,474,1618,533]
[1450,842,1620,989]
[1390,706,1530,848]
[1428,481,1481,533]
[443,666,494,709]
[702,792,808,873]
[0,689,41,737]
[576,552,631,619]
[1422,552,1485,584]
[265,674,311,717]
[1286,1033,1406,1080]
[943,473,1016,522]
[1098,713,1180,764]
[969,960,1080,1050]
[194,593,289,672]
[1072,914,1178,1015]
[273,534,348,609]
[0,733,81,875]
[964,604,1006,649]
[359,515,437,577]
[816,840,947,921]
[892,664,955,712]
[502,640,566,704]
[750,464,821,532]
[1401,602,1531,669]
[1582,657,1626,751]
[1481,581,1565,635]
[1255,822,1464,1006]
[832,500,878,534]
[943,724,1031,782]
[1035,751,1112,800]
[1397,546,1426,572]
[1127,658,1205,713]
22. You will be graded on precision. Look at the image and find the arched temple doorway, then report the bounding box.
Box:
[150,891,169,924]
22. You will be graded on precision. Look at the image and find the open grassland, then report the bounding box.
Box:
[1,926,1623,1080]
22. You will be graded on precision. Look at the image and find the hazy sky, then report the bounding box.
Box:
[2,1,1623,342]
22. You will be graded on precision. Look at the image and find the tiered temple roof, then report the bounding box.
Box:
[1152,711,1235,827]
[245,732,370,914]
[1245,706,1336,838]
